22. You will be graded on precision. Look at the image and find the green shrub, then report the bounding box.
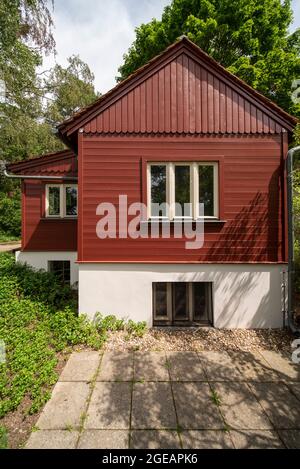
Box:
[0,253,148,421]
[0,191,21,238]
[0,252,74,309]
[126,319,147,337]
[0,253,104,418]
[94,313,125,332]
[94,313,147,337]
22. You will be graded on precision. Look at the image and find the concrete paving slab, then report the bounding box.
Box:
[59,351,101,382]
[37,382,90,430]
[172,382,224,430]
[25,430,79,449]
[230,430,284,449]
[97,351,134,381]
[130,430,181,449]
[85,382,131,429]
[249,382,300,429]
[285,382,300,401]
[167,352,206,381]
[131,382,177,429]
[181,430,234,449]
[78,430,129,449]
[198,351,243,381]
[214,382,272,430]
[258,350,300,381]
[277,430,300,449]
[134,352,169,381]
[228,351,279,381]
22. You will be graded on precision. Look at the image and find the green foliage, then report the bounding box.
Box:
[44,55,99,127]
[0,189,21,237]
[126,319,147,337]
[117,0,300,118]
[94,313,125,333]
[293,166,300,294]
[94,312,147,338]
[0,425,8,449]
[0,253,105,418]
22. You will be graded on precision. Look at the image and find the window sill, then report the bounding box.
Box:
[41,217,78,221]
[140,219,226,225]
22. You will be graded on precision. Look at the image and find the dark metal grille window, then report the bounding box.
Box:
[48,261,71,285]
[153,282,213,326]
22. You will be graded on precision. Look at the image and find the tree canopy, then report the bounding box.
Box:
[0,1,98,163]
[117,0,300,118]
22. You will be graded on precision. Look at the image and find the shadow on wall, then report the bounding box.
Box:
[207,169,280,262]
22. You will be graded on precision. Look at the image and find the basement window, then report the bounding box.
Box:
[48,260,71,285]
[153,281,213,326]
[46,184,77,218]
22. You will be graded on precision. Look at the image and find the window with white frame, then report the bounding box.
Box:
[147,162,218,219]
[46,184,78,218]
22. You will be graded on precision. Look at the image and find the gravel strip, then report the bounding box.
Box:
[104,328,294,353]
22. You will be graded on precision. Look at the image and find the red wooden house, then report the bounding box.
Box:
[7,37,297,328]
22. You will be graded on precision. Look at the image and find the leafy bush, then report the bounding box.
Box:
[0,253,104,418]
[0,253,148,420]
[0,190,21,238]
[94,312,147,337]
[94,313,125,333]
[0,253,75,309]
[126,319,147,337]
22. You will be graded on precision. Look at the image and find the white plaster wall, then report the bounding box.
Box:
[15,251,78,287]
[78,263,287,329]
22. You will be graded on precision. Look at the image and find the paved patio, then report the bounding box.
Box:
[26,349,300,449]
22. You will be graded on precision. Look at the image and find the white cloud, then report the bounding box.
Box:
[43,0,300,94]
[42,0,170,94]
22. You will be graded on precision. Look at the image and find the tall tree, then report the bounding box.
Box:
[117,0,300,117]
[45,55,98,127]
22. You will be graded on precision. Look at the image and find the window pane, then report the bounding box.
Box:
[199,165,214,216]
[48,187,60,216]
[193,283,207,321]
[173,282,188,320]
[49,261,70,285]
[151,165,167,217]
[66,186,77,216]
[175,165,191,216]
[154,283,168,318]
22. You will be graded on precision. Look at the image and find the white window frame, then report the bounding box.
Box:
[64,184,78,218]
[45,184,63,218]
[147,163,169,220]
[45,184,78,218]
[147,162,218,220]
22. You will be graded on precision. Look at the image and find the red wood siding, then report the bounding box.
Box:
[84,54,283,135]
[22,180,77,251]
[79,133,285,264]
[16,151,78,252]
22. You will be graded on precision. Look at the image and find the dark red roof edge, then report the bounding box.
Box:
[57,36,298,139]
[6,149,75,173]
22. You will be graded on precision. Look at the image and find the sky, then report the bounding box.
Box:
[43,0,300,95]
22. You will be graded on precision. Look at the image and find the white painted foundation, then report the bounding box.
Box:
[79,263,287,329]
[15,251,78,287]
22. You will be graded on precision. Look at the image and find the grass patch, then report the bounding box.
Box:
[210,389,222,407]
[0,425,8,449]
